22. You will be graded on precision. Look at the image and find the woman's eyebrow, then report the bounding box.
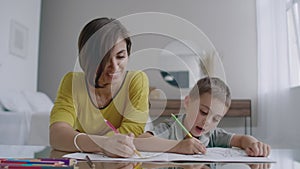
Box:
[116,49,126,55]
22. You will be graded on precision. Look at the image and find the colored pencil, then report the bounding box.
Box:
[0,160,63,165]
[0,163,75,168]
[0,158,76,166]
[171,113,193,138]
[104,119,119,133]
[85,155,95,169]
[103,118,143,158]
[0,158,77,169]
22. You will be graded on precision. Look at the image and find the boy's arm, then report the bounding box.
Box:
[230,134,271,157]
[134,132,206,154]
[134,132,178,152]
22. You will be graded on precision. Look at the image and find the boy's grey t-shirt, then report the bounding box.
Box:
[149,114,234,148]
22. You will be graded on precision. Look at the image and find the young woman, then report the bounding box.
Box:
[49,18,149,157]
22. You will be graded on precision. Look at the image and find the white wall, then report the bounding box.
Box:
[38,0,257,135]
[0,0,41,91]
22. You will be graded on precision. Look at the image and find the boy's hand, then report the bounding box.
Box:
[245,141,271,157]
[171,137,206,155]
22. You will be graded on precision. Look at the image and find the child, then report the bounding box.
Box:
[134,77,270,157]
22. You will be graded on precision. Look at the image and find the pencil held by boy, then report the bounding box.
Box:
[135,77,270,157]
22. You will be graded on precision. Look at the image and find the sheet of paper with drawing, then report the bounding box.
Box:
[63,148,275,163]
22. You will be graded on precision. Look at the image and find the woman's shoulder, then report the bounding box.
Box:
[126,70,148,82]
[61,72,84,81]
[127,70,147,77]
[63,72,84,77]
[122,70,149,93]
[58,72,85,89]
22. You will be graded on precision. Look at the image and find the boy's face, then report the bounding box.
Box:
[183,93,228,137]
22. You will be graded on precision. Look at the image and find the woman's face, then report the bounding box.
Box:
[97,39,129,86]
[183,93,228,137]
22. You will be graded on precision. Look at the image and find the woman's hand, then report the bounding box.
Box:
[100,134,136,157]
[170,137,206,155]
[245,141,271,157]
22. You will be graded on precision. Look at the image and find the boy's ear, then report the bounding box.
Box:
[184,96,190,109]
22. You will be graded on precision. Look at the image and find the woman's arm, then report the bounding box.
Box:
[49,122,101,152]
[50,122,136,157]
[230,134,271,157]
[134,132,178,152]
[117,71,149,136]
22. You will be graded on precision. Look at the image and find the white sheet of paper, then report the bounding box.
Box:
[63,148,275,163]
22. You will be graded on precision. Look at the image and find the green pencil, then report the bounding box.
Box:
[171,113,193,138]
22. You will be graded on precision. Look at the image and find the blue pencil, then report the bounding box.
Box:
[0,158,76,166]
[0,163,76,168]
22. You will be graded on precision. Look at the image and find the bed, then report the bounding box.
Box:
[0,110,29,145]
[0,90,52,145]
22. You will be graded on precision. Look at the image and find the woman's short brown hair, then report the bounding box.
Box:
[78,17,131,87]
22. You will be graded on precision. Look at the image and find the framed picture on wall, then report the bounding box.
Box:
[9,20,28,59]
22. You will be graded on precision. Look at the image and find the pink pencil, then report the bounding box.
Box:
[104,119,119,133]
[103,118,142,157]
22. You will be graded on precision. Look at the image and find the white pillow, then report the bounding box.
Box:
[0,90,32,112]
[22,91,54,113]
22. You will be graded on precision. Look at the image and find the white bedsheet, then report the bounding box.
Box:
[27,112,49,145]
[0,111,30,145]
[0,110,50,145]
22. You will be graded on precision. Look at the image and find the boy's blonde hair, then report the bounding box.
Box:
[188,77,231,108]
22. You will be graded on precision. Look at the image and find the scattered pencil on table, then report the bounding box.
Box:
[171,113,193,138]
[0,158,77,166]
[85,155,95,169]
[0,163,76,168]
[0,160,63,165]
[0,158,77,168]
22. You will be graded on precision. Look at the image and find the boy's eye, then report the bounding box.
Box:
[200,110,208,115]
